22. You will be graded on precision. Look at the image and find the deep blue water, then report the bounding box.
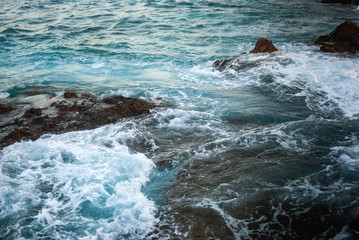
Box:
[1,0,359,239]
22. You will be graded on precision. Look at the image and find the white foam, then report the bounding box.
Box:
[179,45,359,118]
[91,62,105,69]
[0,124,157,239]
[331,138,359,170]
[0,92,10,98]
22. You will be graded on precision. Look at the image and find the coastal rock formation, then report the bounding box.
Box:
[213,38,278,72]
[250,38,278,54]
[322,0,359,5]
[315,20,359,53]
[0,92,155,150]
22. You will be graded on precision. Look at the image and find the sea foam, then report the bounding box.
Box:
[0,124,157,239]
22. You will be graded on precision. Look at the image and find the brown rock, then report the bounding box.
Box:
[322,0,359,4]
[250,38,278,54]
[23,108,42,118]
[64,91,78,98]
[315,20,359,53]
[0,104,14,114]
[0,92,156,150]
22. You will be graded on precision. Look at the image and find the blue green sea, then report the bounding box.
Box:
[1,0,359,239]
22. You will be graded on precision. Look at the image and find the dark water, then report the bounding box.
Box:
[1,0,359,239]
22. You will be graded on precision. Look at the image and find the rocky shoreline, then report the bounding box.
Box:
[0,91,155,150]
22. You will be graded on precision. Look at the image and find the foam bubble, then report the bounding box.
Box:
[0,125,157,239]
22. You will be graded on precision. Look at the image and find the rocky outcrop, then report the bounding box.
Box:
[213,38,278,72]
[315,20,359,53]
[0,92,155,150]
[250,38,278,54]
[322,0,359,5]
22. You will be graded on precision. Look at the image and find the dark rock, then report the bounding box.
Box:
[0,104,14,114]
[322,0,359,5]
[213,38,277,72]
[23,108,42,118]
[315,20,359,53]
[213,58,235,72]
[81,93,96,99]
[0,92,156,150]
[64,91,78,98]
[162,207,235,239]
[348,206,359,230]
[250,38,278,54]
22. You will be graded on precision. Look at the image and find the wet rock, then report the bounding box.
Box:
[160,206,235,239]
[315,21,359,53]
[250,37,278,54]
[213,38,277,72]
[348,206,359,230]
[23,108,42,118]
[0,92,155,150]
[213,57,236,72]
[64,91,78,98]
[322,0,359,4]
[0,104,14,114]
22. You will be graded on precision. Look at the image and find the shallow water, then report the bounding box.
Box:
[1,0,359,239]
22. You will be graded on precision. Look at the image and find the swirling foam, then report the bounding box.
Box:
[0,125,157,239]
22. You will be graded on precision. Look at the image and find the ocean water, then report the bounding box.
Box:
[1,0,359,239]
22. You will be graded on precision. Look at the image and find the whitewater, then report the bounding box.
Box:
[1,0,359,239]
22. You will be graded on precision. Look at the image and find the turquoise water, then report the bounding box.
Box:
[1,0,359,239]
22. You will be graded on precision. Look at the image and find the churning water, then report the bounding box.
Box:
[1,0,359,239]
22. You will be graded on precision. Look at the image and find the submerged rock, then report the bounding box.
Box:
[315,20,359,53]
[0,92,155,149]
[322,0,359,5]
[250,37,278,54]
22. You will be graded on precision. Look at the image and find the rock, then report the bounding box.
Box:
[0,104,14,114]
[213,58,235,72]
[0,92,155,150]
[250,38,278,54]
[213,38,277,72]
[315,20,359,53]
[64,91,78,98]
[23,108,42,118]
[348,206,359,230]
[322,0,359,5]
[157,207,235,239]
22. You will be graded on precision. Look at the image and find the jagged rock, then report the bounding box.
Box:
[322,0,359,5]
[213,38,277,72]
[0,92,155,150]
[0,104,14,114]
[250,38,278,54]
[64,91,78,98]
[315,21,359,53]
[213,57,237,72]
